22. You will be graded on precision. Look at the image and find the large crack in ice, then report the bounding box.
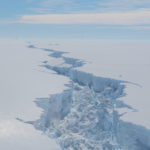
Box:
[20,44,150,150]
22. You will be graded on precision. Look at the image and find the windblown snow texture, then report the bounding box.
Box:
[25,44,150,150]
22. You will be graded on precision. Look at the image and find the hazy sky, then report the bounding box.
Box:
[0,0,150,40]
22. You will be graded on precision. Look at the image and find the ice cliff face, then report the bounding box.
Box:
[23,45,150,150]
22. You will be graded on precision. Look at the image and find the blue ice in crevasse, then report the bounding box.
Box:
[22,45,150,150]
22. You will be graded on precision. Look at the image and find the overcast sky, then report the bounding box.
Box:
[0,0,150,40]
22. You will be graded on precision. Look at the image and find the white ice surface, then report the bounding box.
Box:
[35,40,150,129]
[0,40,65,150]
[0,40,150,149]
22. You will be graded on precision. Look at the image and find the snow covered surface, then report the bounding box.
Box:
[0,40,62,150]
[0,40,150,149]
[32,40,150,128]
[27,40,150,149]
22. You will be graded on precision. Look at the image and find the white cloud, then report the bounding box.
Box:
[42,0,71,6]
[18,9,150,25]
[39,0,73,10]
[26,0,150,15]
[99,0,150,9]
[32,0,150,13]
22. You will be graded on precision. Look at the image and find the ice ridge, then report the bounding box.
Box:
[24,44,150,150]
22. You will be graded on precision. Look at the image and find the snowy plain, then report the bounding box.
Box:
[44,40,150,128]
[32,40,150,128]
[0,40,150,149]
[0,40,63,150]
